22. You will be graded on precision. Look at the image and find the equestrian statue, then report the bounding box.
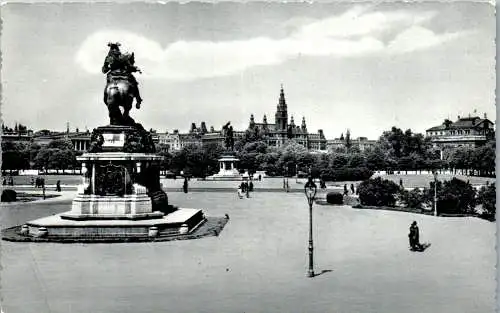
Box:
[102,42,143,126]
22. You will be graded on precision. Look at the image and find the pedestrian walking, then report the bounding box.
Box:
[42,178,46,200]
[343,184,348,196]
[237,185,243,199]
[320,178,326,189]
[399,178,403,188]
[249,180,254,192]
[408,221,422,251]
[56,180,61,192]
[350,183,355,194]
[183,177,188,193]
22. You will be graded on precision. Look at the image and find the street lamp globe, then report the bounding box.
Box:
[304,177,317,202]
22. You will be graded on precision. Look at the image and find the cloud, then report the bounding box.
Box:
[387,26,463,54]
[75,6,464,81]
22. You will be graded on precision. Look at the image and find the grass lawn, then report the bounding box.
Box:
[1,191,495,313]
[374,173,495,188]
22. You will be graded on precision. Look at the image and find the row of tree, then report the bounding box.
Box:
[357,177,496,221]
[1,126,495,179]
[1,139,78,173]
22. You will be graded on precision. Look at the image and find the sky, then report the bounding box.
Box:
[0,2,495,139]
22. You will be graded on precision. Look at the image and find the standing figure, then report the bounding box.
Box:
[343,184,348,196]
[222,122,234,151]
[408,221,422,250]
[350,183,355,194]
[249,180,254,192]
[320,178,326,189]
[42,178,46,200]
[56,180,61,192]
[237,184,244,199]
[183,177,188,193]
[399,178,404,189]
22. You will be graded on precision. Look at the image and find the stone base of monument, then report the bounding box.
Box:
[205,154,243,181]
[22,208,206,240]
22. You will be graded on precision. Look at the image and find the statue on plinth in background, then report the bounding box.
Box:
[222,121,234,151]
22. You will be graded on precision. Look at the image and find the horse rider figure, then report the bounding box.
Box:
[102,42,143,107]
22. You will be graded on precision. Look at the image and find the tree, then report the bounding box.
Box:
[379,127,405,158]
[358,177,400,206]
[1,141,30,172]
[398,188,425,209]
[477,183,495,220]
[330,153,349,169]
[47,138,74,150]
[347,153,365,168]
[345,129,352,149]
[472,142,495,176]
[365,148,386,170]
[425,178,476,215]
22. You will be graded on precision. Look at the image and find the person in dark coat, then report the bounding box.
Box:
[350,183,355,194]
[408,221,422,250]
[183,177,188,193]
[320,178,326,189]
[249,180,254,192]
[56,180,61,192]
[343,184,348,196]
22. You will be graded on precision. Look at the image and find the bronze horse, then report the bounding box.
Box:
[104,76,140,126]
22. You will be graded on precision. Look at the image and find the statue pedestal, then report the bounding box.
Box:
[206,154,243,181]
[20,126,207,240]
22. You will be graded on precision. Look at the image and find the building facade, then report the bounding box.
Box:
[326,137,377,152]
[246,86,327,150]
[426,114,495,157]
[160,86,328,151]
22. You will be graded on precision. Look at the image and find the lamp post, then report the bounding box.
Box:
[304,176,317,278]
[433,170,438,216]
[296,164,299,183]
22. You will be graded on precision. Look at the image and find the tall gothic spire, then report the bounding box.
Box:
[249,114,255,128]
[301,116,307,131]
[275,84,288,131]
[278,84,287,110]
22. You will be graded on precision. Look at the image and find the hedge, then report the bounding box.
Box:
[320,167,373,182]
[326,192,343,204]
[1,189,17,202]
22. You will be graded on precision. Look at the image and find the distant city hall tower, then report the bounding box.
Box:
[275,85,288,131]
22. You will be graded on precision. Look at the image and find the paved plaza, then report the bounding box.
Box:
[1,190,495,313]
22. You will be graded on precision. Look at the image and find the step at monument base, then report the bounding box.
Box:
[24,208,205,239]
